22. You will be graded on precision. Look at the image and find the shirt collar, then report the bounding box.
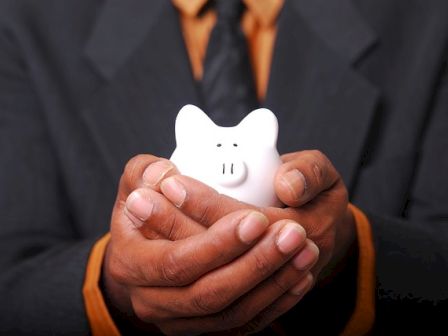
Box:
[172,0,284,27]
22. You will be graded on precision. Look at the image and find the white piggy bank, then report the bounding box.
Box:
[170,104,282,207]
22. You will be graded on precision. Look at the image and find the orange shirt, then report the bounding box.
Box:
[83,1,376,335]
[172,0,283,99]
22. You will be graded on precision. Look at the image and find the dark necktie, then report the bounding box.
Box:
[201,0,259,126]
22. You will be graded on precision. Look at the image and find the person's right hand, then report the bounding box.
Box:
[102,155,318,335]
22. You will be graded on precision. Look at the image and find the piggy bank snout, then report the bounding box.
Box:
[215,159,247,187]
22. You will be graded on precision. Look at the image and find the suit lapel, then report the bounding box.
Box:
[265,0,380,188]
[82,0,199,179]
[81,0,379,187]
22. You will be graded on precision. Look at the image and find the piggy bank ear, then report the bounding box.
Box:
[175,104,216,145]
[237,108,279,147]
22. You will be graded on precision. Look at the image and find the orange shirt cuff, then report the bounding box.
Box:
[83,233,121,336]
[341,204,376,336]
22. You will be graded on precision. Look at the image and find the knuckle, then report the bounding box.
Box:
[204,231,227,260]
[107,250,131,284]
[262,304,285,321]
[252,252,274,278]
[160,249,191,285]
[114,198,126,213]
[240,318,265,335]
[309,218,333,242]
[131,295,156,323]
[241,305,285,334]
[122,154,147,186]
[195,189,221,224]
[133,307,152,323]
[158,210,179,240]
[194,187,223,224]
[219,306,248,329]
[268,304,286,317]
[123,154,145,175]
[166,215,178,241]
[190,285,227,315]
[336,185,349,205]
[197,200,212,224]
[108,262,127,284]
[314,235,335,266]
[272,271,291,293]
[307,150,328,182]
[312,161,324,184]
[221,305,253,328]
[309,149,327,164]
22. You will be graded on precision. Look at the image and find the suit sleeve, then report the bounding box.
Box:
[368,58,448,331]
[335,58,448,334]
[275,62,448,335]
[0,23,98,335]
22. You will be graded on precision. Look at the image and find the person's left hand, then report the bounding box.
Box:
[143,149,356,285]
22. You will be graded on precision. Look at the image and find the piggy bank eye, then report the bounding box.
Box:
[217,143,222,147]
[233,143,238,147]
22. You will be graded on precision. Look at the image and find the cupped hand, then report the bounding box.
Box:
[149,150,355,283]
[103,155,317,335]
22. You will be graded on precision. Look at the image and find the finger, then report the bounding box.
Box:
[280,152,299,162]
[110,206,270,287]
[215,239,318,328]
[141,159,180,191]
[237,273,314,335]
[160,175,254,227]
[125,188,205,240]
[161,240,318,326]
[133,220,308,319]
[275,150,341,207]
[156,273,314,335]
[290,239,320,271]
[118,154,178,200]
[276,205,336,268]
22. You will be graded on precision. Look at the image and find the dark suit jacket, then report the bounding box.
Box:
[0,0,447,334]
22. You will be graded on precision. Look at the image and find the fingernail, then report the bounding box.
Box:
[142,160,174,186]
[125,191,154,224]
[280,169,306,201]
[238,212,269,244]
[160,177,186,207]
[276,222,306,254]
[290,273,313,296]
[292,242,320,270]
